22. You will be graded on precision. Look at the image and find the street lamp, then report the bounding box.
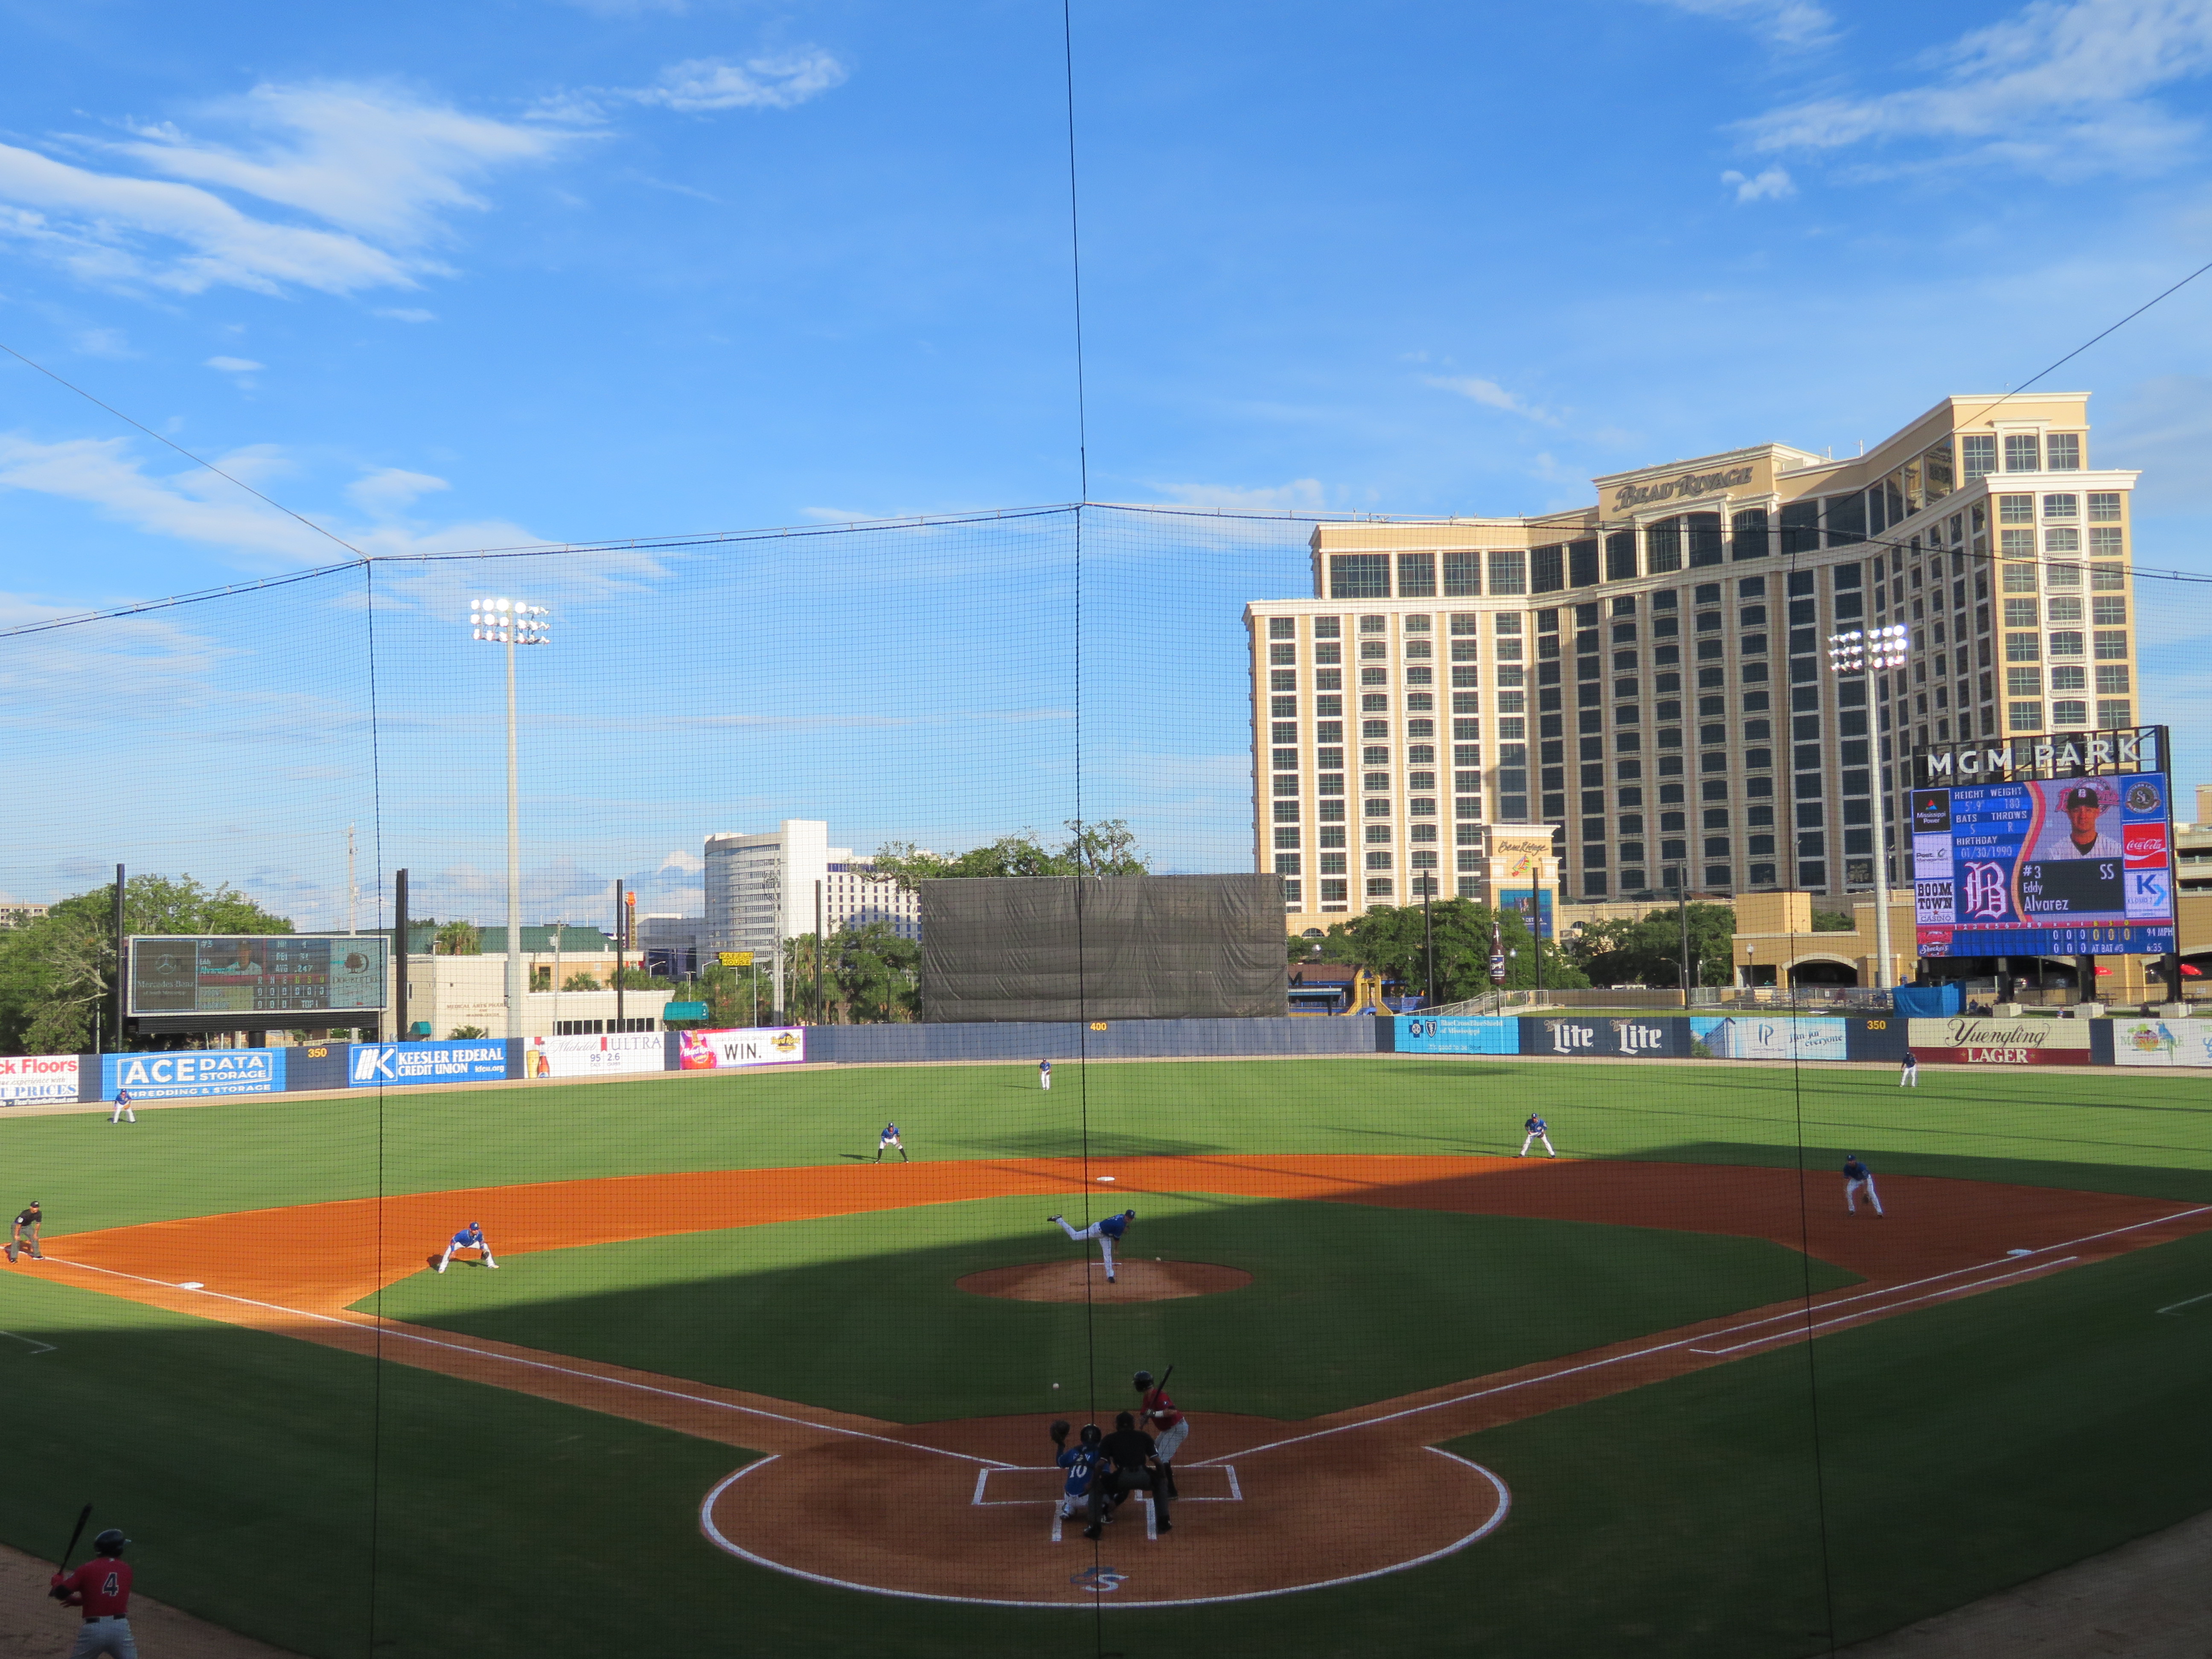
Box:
[1825,624,1905,993]
[468,595,552,1042]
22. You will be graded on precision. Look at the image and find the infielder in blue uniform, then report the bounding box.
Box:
[1051,1208,1135,1282]
[876,1123,907,1162]
[1842,1155,1884,1216]
[109,1088,136,1125]
[1519,1114,1555,1157]
[436,1222,498,1272]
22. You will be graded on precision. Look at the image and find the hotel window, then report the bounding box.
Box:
[1778,501,1819,554]
[1281,881,1302,906]
[1269,642,1295,665]
[1605,531,1637,580]
[2006,633,2040,662]
[2008,701,2042,730]
[1272,670,1296,690]
[1269,616,1295,639]
[1365,851,1393,870]
[2002,598,2039,627]
[1272,749,1299,772]
[2087,527,2124,562]
[2045,526,2079,553]
[2046,596,2082,623]
[1998,494,2034,524]
[2049,630,2085,659]
[1404,638,1432,660]
[1569,539,1600,586]
[1731,508,1770,561]
[1275,827,1302,850]
[1531,544,1566,593]
[2092,597,2126,626]
[2093,630,2129,660]
[1315,615,1341,638]
[2087,492,2122,522]
[1276,854,1302,876]
[2001,562,2036,593]
[1687,512,1724,567]
[1329,554,1389,598]
[1824,494,1866,546]
[2003,434,2041,472]
[1489,550,1528,594]
[2046,563,2081,589]
[1443,552,1481,596]
[1647,518,1682,571]
[1365,878,1394,898]
[2046,433,2082,470]
[1365,798,1392,817]
[2096,664,2130,693]
[1398,552,1437,597]
[2098,698,2133,725]
[2043,493,2078,520]
[2052,699,2088,728]
[2050,665,2085,692]
[2006,667,2042,698]
[1961,434,1997,479]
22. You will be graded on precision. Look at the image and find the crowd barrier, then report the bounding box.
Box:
[3,1011,2206,1106]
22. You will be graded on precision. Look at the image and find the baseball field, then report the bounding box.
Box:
[0,1053,2207,1657]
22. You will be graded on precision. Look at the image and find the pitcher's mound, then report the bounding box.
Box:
[958,1259,1253,1303]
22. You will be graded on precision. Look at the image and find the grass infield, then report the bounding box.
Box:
[0,1055,2198,1657]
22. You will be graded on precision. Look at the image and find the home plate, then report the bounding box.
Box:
[178,1281,205,1289]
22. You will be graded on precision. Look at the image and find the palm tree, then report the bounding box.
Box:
[435,920,481,956]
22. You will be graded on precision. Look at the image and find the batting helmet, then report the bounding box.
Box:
[1079,1423,1103,1446]
[1133,1370,1154,1388]
[93,1530,128,1557]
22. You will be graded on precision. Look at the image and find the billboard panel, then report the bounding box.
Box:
[1497,888,1555,941]
[1393,1016,1519,1055]
[0,1055,80,1105]
[1690,1016,1848,1062]
[523,1032,664,1078]
[2112,1018,2212,1068]
[1519,1016,1689,1058]
[1911,771,2177,958]
[1906,1018,2093,1065]
[102,1050,285,1099]
[349,1041,512,1087]
[677,1028,807,1069]
[128,935,387,1016]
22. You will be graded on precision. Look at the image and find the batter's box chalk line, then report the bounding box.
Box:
[699,1449,1512,1609]
[970,1465,1240,1544]
[0,1330,54,1356]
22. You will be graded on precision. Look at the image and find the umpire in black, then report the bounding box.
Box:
[1091,1410,1173,1535]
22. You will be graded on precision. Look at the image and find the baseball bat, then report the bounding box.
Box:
[58,1504,90,1572]
[1142,1364,1175,1423]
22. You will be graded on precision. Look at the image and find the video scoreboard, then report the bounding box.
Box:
[128,935,390,1016]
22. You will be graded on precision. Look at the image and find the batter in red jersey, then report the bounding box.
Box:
[1133,1368,1189,1496]
[50,1528,136,1658]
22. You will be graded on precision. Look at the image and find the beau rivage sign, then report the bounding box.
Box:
[1913,725,2167,786]
[1610,464,1756,512]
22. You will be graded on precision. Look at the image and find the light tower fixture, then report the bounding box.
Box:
[1826,623,1909,676]
[1825,620,1900,992]
[464,595,553,1043]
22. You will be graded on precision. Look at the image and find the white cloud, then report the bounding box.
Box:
[205,355,264,373]
[374,307,437,323]
[1743,0,2212,175]
[74,327,132,358]
[1153,478,1327,512]
[1423,374,1555,422]
[627,52,849,113]
[1646,0,1836,47]
[0,82,575,297]
[346,466,451,517]
[1721,165,1797,201]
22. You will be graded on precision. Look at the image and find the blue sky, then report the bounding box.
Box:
[6,0,2212,927]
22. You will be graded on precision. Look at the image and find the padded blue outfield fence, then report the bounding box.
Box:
[51,1010,2194,1102]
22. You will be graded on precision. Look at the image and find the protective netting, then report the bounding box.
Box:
[0,504,2207,1659]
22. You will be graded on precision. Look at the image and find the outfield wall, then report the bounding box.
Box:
[9,1011,2205,1106]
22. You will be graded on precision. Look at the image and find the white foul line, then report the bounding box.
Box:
[0,1330,55,1355]
[42,1256,1011,1469]
[1687,1257,2078,1356]
[2157,1289,2212,1316]
[1190,1206,2212,1467]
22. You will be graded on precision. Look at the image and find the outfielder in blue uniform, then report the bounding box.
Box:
[1051,1208,1135,1282]
[1039,1058,1052,1091]
[1520,1115,1555,1157]
[436,1222,497,1272]
[876,1123,907,1163]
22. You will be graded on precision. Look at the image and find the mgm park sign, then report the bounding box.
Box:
[1610,464,1755,512]
[1912,725,2167,787]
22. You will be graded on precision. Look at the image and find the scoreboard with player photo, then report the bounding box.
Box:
[1912,769,2177,958]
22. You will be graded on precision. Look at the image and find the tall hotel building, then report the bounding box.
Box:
[1246,394,2139,928]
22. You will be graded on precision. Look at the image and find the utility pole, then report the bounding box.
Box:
[394,868,410,1043]
[1421,877,1436,1007]
[346,825,358,935]
[112,863,127,1054]
[814,878,825,1025]
[1677,875,1692,1009]
[615,879,626,1033]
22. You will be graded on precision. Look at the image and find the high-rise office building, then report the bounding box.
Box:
[1246,394,2138,931]
[704,820,920,956]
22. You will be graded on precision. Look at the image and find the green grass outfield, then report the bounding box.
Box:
[0,1056,2200,1658]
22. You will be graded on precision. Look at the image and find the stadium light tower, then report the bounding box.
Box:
[468,596,552,1041]
[1826,623,1906,992]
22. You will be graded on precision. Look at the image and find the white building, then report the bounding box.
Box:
[704,821,920,959]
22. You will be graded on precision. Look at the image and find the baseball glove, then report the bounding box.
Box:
[1049,1420,1070,1447]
